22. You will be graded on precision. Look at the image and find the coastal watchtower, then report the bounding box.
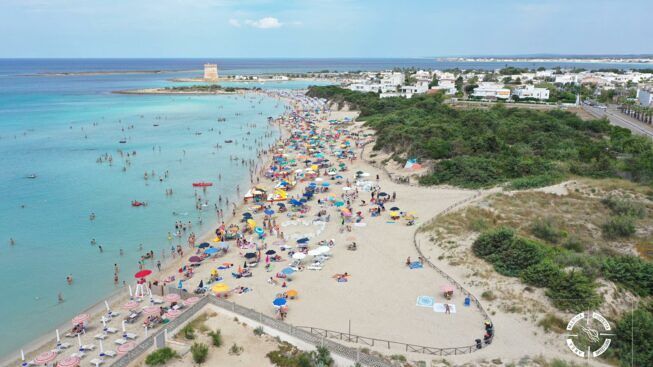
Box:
[204,63,219,81]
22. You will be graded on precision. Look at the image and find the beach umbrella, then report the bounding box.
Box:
[143,306,160,316]
[204,247,218,255]
[360,172,370,177]
[389,211,399,217]
[292,252,306,260]
[247,219,256,228]
[244,252,257,259]
[390,207,400,211]
[273,298,287,307]
[183,297,200,306]
[317,246,330,254]
[441,285,455,293]
[122,301,139,311]
[307,248,322,256]
[378,192,388,197]
[276,202,285,207]
[281,267,295,275]
[242,212,252,218]
[134,270,152,279]
[188,256,202,263]
[116,341,136,355]
[211,283,230,293]
[296,237,309,244]
[285,289,298,298]
[165,309,181,319]
[71,314,90,325]
[264,209,275,216]
[342,187,352,191]
[57,356,80,367]
[33,351,57,365]
[356,171,363,175]
[164,293,180,303]
[198,242,210,249]
[265,249,276,255]
[322,182,330,187]
[335,201,345,207]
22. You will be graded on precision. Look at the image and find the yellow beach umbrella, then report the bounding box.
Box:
[247,219,256,228]
[211,283,230,293]
[286,289,298,297]
[212,237,221,242]
[390,211,399,217]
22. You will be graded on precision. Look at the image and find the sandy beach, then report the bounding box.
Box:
[7,90,601,367]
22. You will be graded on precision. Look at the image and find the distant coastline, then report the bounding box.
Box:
[437,56,653,64]
[24,69,199,77]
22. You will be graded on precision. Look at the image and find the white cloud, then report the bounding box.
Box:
[228,18,241,27]
[244,17,283,29]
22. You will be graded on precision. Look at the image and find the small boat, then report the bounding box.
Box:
[153,124,159,127]
[192,182,213,187]
[119,139,127,144]
[131,200,146,207]
[26,174,37,179]
[224,139,233,143]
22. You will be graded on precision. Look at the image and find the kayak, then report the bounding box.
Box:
[131,201,145,207]
[192,182,213,187]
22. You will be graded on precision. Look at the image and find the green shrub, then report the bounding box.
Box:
[614,308,653,367]
[602,256,653,296]
[145,347,178,365]
[481,290,497,301]
[487,237,546,277]
[190,343,209,364]
[208,329,222,347]
[180,324,195,340]
[521,260,563,288]
[562,236,584,252]
[229,343,244,356]
[472,227,515,257]
[253,326,264,336]
[602,215,636,238]
[601,196,646,218]
[546,270,601,312]
[530,217,565,244]
[537,314,567,334]
[508,173,563,190]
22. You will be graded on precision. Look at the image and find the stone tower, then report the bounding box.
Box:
[203,64,219,81]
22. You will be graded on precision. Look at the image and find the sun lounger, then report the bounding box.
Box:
[151,298,163,304]
[80,344,95,351]
[124,332,137,340]
[71,352,85,359]
[114,338,127,345]
[20,360,34,367]
[108,311,120,318]
[101,351,116,358]
[104,327,117,334]
[307,264,323,270]
[58,342,71,349]
[90,358,104,367]
[94,333,106,340]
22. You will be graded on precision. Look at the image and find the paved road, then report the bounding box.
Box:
[582,105,653,139]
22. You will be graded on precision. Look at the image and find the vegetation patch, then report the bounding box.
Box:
[145,347,178,366]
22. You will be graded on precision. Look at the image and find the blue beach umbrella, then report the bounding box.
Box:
[204,248,218,255]
[281,267,295,275]
[296,237,309,244]
[264,209,275,216]
[273,298,287,307]
[322,182,330,187]
[242,212,253,218]
[198,242,210,249]
[335,201,345,207]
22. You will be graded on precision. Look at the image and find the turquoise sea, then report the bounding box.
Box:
[0,58,649,361]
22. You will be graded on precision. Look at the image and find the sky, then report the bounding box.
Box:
[0,0,651,58]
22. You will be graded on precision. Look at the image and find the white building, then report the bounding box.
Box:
[637,86,653,107]
[472,82,511,100]
[429,78,457,95]
[512,85,550,100]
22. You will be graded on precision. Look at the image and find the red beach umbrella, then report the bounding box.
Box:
[165,309,181,319]
[188,256,202,263]
[34,351,57,365]
[57,356,80,367]
[71,313,90,325]
[116,341,136,355]
[143,306,160,316]
[122,301,139,310]
[134,270,152,279]
[183,296,200,306]
[164,293,180,303]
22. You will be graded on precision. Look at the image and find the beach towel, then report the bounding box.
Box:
[433,303,456,313]
[386,221,395,224]
[416,296,435,308]
[353,222,367,227]
[409,262,423,269]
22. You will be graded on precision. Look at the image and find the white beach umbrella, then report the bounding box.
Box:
[307,248,321,256]
[292,252,306,260]
[317,246,330,254]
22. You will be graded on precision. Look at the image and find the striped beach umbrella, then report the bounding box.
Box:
[116,341,136,355]
[34,351,57,365]
[165,309,181,319]
[143,306,160,316]
[183,297,200,306]
[122,301,139,310]
[57,356,80,367]
[71,313,90,325]
[164,293,180,303]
